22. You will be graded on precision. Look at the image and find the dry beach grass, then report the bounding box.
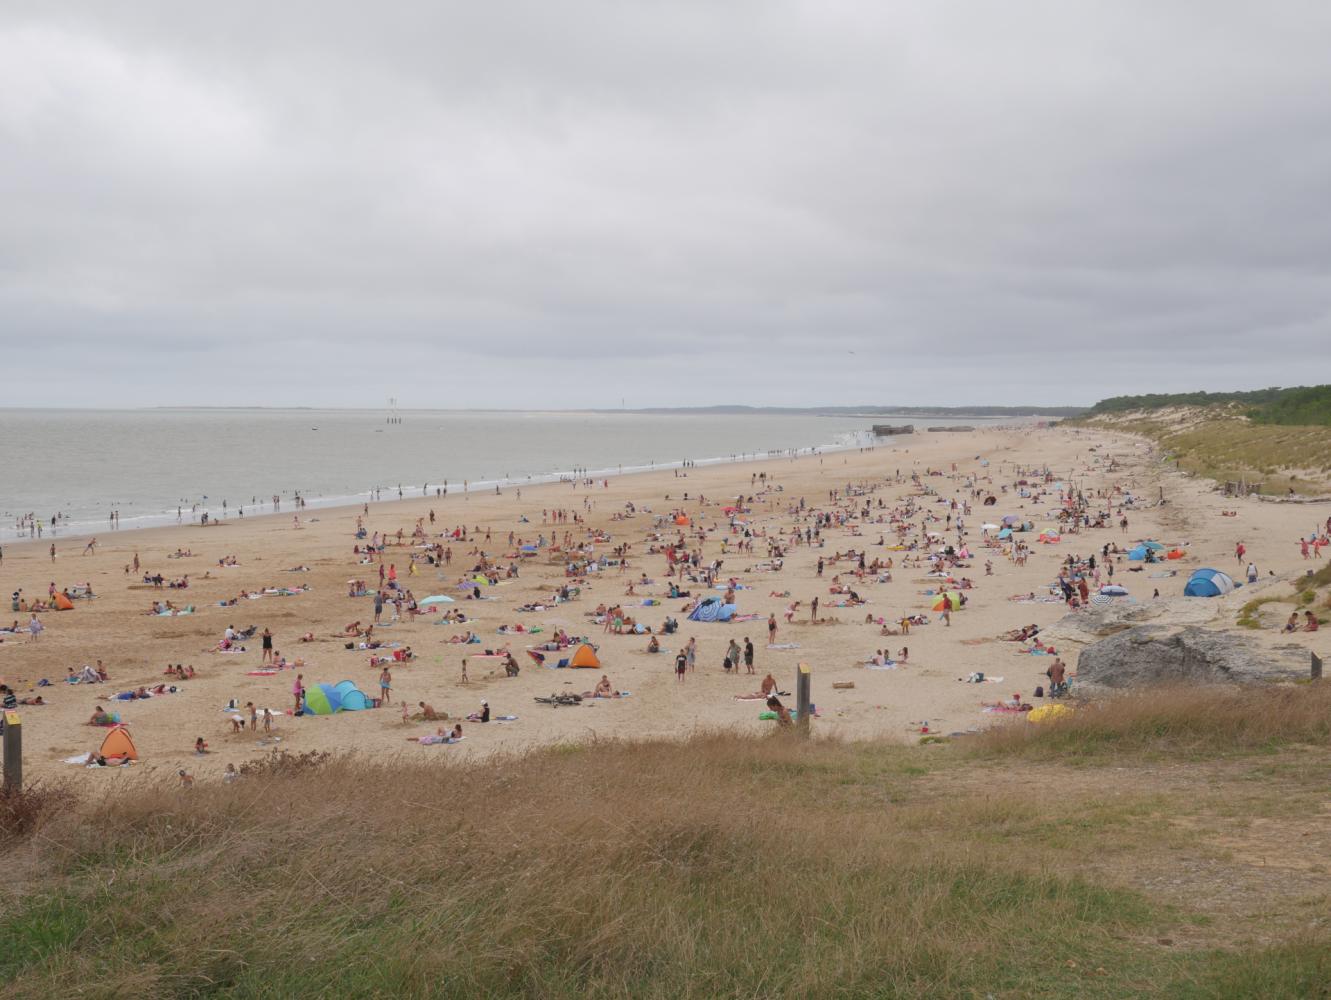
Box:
[6,712,1331,998]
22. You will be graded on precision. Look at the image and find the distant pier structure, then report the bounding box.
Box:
[927,425,974,433]
[872,424,914,436]
[387,397,401,425]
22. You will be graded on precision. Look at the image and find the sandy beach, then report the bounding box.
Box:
[3,424,1326,785]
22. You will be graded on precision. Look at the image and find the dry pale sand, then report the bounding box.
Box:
[2,425,1327,787]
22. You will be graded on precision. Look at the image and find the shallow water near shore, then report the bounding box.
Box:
[0,408,997,537]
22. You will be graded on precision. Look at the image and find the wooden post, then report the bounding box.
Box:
[1313,652,1323,682]
[2,711,20,794]
[796,661,811,735]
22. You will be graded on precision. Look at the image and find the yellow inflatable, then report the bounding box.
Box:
[1027,704,1073,724]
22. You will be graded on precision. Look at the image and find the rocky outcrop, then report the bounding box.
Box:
[1041,599,1222,646]
[1074,625,1309,691]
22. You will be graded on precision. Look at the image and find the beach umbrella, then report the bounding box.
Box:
[303,683,343,716]
[931,591,962,612]
[981,523,999,532]
[1139,540,1165,551]
[1089,593,1114,607]
[419,594,455,606]
[1002,515,1021,525]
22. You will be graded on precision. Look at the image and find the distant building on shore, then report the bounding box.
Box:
[872,424,914,436]
[927,425,974,433]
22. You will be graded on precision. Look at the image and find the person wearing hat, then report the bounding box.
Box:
[479,699,490,723]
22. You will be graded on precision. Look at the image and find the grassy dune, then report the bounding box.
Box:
[5,691,1331,998]
[1081,407,1331,494]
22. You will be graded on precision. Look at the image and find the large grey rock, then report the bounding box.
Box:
[1043,599,1221,646]
[1075,625,1309,690]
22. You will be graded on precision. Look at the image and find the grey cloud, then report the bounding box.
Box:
[1,1,1329,407]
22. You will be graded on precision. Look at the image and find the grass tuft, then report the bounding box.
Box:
[973,684,1331,758]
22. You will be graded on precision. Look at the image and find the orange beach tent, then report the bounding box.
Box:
[568,644,601,668]
[99,726,138,761]
[54,592,74,611]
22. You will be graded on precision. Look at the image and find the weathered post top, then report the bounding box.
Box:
[2,710,21,794]
[796,662,811,734]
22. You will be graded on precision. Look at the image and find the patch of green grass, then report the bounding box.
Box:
[1238,594,1289,629]
[0,895,89,981]
[1164,939,1331,999]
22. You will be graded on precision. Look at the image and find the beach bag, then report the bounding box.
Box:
[1034,685,1044,698]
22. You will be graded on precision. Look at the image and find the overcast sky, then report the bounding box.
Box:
[2,2,1329,408]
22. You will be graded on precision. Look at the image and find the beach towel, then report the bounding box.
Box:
[864,661,899,670]
[767,643,800,650]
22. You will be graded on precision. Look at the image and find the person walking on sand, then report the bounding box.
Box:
[768,613,777,645]
[261,627,274,664]
[379,666,392,704]
[744,637,755,674]
[50,542,56,563]
[1235,541,1245,564]
[293,673,304,713]
[675,650,687,682]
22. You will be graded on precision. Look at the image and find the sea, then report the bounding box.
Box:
[0,408,1008,539]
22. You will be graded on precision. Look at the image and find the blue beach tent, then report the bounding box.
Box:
[1183,568,1236,598]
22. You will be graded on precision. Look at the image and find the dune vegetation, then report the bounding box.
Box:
[1080,406,1331,494]
[6,685,1331,999]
